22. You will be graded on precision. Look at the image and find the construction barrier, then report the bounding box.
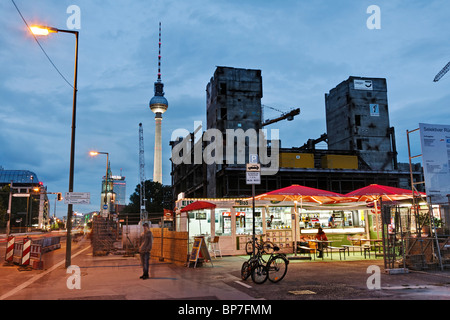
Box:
[21,238,31,266]
[5,236,15,262]
[30,244,43,270]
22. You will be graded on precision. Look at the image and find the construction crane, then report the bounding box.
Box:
[139,123,147,221]
[434,61,450,82]
[261,105,301,127]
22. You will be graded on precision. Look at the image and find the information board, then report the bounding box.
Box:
[419,123,450,203]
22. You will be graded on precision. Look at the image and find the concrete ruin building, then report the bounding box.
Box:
[325,76,398,171]
[170,68,422,201]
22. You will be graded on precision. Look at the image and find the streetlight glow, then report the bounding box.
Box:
[29,26,57,36]
[89,151,99,156]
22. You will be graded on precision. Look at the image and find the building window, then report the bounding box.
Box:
[357,139,363,150]
[355,115,361,127]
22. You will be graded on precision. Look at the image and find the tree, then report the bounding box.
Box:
[122,180,173,217]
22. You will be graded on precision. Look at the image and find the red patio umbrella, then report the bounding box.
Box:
[345,184,425,202]
[180,201,216,212]
[344,184,426,238]
[255,185,346,255]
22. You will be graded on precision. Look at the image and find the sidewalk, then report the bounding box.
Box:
[2,245,450,300]
[1,247,256,300]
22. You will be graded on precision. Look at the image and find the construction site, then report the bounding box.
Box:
[87,63,450,274]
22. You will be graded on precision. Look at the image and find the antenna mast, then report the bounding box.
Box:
[139,123,147,221]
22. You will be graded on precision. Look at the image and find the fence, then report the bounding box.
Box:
[150,228,188,265]
[92,216,119,256]
[381,204,450,271]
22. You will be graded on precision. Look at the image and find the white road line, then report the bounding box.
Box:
[234,280,252,289]
[0,245,91,300]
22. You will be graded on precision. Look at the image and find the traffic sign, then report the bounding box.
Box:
[246,163,261,172]
[246,171,261,185]
[64,192,90,205]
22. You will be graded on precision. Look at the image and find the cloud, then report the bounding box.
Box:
[1,0,450,217]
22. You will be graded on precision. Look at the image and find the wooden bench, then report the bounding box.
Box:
[297,245,315,260]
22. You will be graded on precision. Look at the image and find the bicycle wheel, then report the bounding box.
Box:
[241,261,251,280]
[267,255,288,283]
[263,241,275,254]
[251,264,268,284]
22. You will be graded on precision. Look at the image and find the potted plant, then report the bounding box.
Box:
[417,212,430,236]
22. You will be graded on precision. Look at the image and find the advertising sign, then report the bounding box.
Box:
[354,79,373,90]
[419,123,450,203]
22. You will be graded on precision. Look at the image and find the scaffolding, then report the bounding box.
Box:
[382,128,450,271]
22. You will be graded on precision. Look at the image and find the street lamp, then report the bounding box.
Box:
[30,25,79,268]
[89,151,111,217]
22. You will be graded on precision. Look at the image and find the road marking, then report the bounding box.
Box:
[234,280,252,289]
[0,245,91,300]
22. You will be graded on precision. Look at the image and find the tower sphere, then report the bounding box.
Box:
[149,95,168,114]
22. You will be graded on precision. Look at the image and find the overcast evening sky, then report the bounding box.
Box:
[1,0,449,217]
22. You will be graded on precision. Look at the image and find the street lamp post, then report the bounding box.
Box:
[30,25,79,268]
[89,151,110,216]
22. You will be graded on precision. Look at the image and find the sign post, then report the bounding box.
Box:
[247,155,261,255]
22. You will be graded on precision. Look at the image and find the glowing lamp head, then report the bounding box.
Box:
[89,151,99,156]
[30,26,57,36]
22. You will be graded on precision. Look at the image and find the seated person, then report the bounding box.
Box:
[315,227,328,258]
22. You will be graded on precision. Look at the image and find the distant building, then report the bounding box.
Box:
[112,175,126,213]
[0,169,50,230]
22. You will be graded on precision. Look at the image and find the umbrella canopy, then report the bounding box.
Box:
[180,201,216,212]
[345,184,425,202]
[255,184,345,204]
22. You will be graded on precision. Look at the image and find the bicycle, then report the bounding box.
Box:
[241,243,289,284]
[245,236,275,255]
[266,248,289,283]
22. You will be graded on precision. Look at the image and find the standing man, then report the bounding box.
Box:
[139,223,153,279]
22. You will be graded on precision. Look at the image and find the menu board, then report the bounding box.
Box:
[189,237,212,268]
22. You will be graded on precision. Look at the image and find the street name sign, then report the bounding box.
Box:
[64,192,90,205]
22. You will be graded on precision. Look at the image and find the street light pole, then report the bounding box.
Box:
[30,26,79,268]
[64,29,79,269]
[89,151,110,217]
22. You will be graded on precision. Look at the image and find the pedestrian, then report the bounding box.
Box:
[139,223,153,279]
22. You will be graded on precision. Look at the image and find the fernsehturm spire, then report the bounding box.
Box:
[149,22,168,184]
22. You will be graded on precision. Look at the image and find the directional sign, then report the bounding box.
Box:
[64,192,90,205]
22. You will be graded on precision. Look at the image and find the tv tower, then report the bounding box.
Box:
[149,22,168,184]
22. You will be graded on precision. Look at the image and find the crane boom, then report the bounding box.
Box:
[434,61,450,82]
[262,107,301,127]
[139,123,147,221]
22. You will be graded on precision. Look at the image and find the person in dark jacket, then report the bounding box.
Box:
[139,223,153,279]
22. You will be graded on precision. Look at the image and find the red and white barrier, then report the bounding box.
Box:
[30,244,43,270]
[21,238,31,266]
[5,236,15,262]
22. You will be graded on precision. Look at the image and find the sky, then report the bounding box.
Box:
[1,0,449,218]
